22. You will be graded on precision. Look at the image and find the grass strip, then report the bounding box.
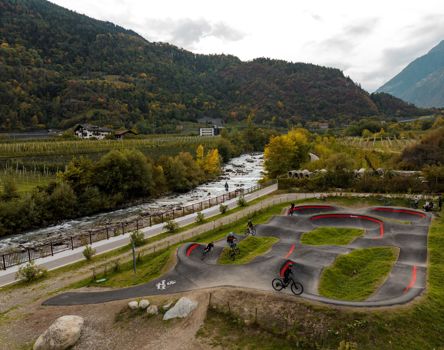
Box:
[301,227,364,246]
[218,236,279,265]
[319,246,399,301]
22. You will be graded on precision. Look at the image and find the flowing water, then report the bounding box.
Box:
[0,153,264,252]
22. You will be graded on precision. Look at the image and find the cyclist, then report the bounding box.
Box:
[247,220,256,235]
[288,203,295,216]
[283,263,294,286]
[226,232,237,248]
[204,242,214,253]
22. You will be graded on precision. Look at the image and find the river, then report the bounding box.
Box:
[0,153,264,252]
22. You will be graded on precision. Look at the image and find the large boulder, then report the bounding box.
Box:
[163,297,198,321]
[33,315,84,350]
[128,301,138,310]
[138,300,150,309]
[146,305,158,315]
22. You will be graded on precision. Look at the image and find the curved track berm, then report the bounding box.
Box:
[44,205,431,307]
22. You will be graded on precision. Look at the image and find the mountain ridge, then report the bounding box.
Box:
[0,0,430,131]
[377,40,444,108]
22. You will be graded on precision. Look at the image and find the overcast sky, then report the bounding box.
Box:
[51,0,444,92]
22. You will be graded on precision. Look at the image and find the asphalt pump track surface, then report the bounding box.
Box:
[44,205,431,307]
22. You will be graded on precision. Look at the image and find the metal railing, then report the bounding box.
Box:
[0,184,265,270]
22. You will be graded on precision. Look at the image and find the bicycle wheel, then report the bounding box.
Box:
[230,250,236,261]
[272,278,284,291]
[290,281,304,296]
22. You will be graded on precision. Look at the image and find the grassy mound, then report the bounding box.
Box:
[319,247,398,301]
[301,226,364,245]
[218,236,279,265]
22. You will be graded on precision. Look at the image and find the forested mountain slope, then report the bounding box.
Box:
[377,40,444,108]
[0,0,430,131]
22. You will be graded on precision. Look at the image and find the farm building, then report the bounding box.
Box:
[114,130,138,140]
[74,124,112,140]
[199,126,222,136]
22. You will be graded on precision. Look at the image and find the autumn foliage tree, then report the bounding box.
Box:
[264,128,311,178]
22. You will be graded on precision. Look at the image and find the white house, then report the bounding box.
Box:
[199,125,222,137]
[74,124,112,140]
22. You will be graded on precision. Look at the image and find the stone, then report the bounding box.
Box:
[33,315,84,350]
[138,299,150,309]
[162,301,173,311]
[146,305,158,315]
[128,301,138,310]
[163,297,198,321]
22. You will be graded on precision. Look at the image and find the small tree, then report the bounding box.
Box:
[16,262,47,283]
[83,245,96,261]
[219,204,228,214]
[195,211,205,224]
[164,220,178,233]
[130,230,145,247]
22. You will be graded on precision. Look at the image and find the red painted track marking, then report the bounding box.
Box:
[373,207,426,218]
[404,265,417,293]
[291,205,335,214]
[186,244,200,257]
[309,213,385,238]
[284,244,296,259]
[280,260,294,277]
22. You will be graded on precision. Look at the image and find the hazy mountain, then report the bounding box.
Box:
[377,40,444,108]
[0,0,430,132]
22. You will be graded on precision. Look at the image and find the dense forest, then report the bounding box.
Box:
[0,0,432,132]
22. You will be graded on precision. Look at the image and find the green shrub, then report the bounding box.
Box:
[83,245,96,260]
[196,211,205,224]
[164,220,178,233]
[237,196,247,207]
[16,262,47,282]
[130,230,145,247]
[219,204,228,214]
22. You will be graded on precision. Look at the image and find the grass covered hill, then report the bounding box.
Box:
[0,0,430,132]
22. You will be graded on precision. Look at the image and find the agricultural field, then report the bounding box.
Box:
[0,135,221,194]
[0,170,54,194]
[340,136,417,154]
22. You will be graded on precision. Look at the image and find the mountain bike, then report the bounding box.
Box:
[272,277,303,296]
[201,248,212,260]
[245,226,256,236]
[229,245,240,260]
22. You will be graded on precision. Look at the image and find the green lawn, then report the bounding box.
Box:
[218,236,279,265]
[318,247,399,301]
[301,227,364,246]
[88,248,173,288]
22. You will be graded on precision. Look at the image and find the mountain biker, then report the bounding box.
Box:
[226,232,237,248]
[247,220,255,235]
[288,203,295,216]
[283,263,294,285]
[204,242,214,253]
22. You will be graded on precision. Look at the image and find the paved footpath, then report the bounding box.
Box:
[0,184,278,288]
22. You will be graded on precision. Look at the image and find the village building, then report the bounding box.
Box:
[114,129,138,140]
[74,124,112,140]
[199,125,222,136]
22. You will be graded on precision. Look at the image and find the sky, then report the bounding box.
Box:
[51,0,444,92]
